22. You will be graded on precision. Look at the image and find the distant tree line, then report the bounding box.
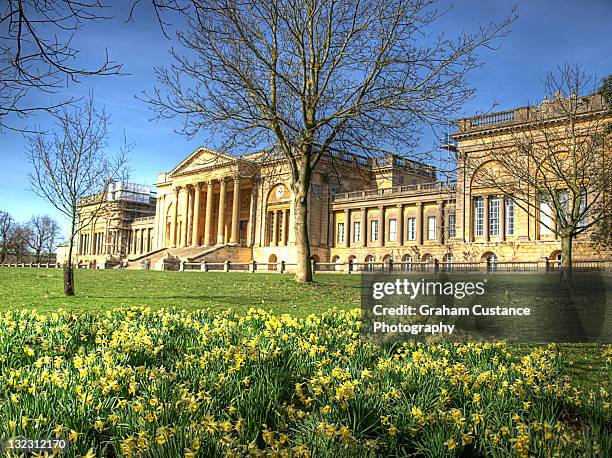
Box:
[0,211,60,263]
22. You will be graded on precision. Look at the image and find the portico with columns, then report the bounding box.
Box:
[155,149,258,252]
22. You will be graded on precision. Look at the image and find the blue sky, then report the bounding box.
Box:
[1,0,610,238]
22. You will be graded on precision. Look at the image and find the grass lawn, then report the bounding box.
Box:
[0,267,362,315]
[0,267,609,389]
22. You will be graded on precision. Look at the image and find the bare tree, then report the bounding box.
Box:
[143,0,515,282]
[0,0,123,132]
[26,96,128,295]
[10,224,32,262]
[0,210,15,263]
[0,0,190,132]
[465,64,611,285]
[27,215,61,263]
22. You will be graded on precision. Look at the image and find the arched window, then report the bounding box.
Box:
[268,254,278,271]
[481,252,497,272]
[331,255,341,271]
[401,254,412,272]
[550,250,562,270]
[442,253,454,272]
[364,255,375,272]
[421,254,433,272]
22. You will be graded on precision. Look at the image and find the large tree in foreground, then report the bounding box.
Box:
[144,0,515,282]
[466,64,611,286]
[27,96,128,295]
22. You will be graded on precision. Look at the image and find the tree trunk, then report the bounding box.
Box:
[293,186,313,283]
[64,232,75,296]
[560,234,573,287]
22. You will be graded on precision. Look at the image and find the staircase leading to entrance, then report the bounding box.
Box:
[127,244,252,269]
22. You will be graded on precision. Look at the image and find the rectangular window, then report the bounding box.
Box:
[427,216,436,240]
[278,212,284,244]
[539,195,553,235]
[448,213,456,238]
[353,221,361,243]
[337,222,345,243]
[474,197,484,237]
[489,197,500,236]
[371,220,379,242]
[407,217,416,240]
[388,219,397,241]
[505,197,514,236]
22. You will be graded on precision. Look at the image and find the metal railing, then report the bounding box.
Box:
[3,259,608,273]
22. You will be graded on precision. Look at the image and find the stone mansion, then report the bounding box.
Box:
[70,94,611,269]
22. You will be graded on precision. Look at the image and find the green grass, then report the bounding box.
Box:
[0,267,361,315]
[0,267,609,389]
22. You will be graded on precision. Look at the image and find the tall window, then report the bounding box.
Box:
[489,197,500,236]
[278,212,284,243]
[474,197,484,237]
[353,221,361,243]
[337,222,345,243]
[388,219,397,241]
[505,197,514,236]
[371,220,379,242]
[539,194,553,235]
[448,213,456,238]
[427,216,436,240]
[407,217,416,240]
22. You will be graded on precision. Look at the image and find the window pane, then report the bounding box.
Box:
[407,217,416,240]
[353,221,361,242]
[539,195,553,235]
[489,197,500,236]
[337,222,345,243]
[505,197,514,235]
[448,213,456,238]
[371,220,378,241]
[427,216,436,240]
[474,197,484,237]
[389,219,397,241]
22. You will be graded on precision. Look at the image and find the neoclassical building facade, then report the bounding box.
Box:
[74,94,611,269]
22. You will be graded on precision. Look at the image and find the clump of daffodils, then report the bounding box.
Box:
[0,306,609,456]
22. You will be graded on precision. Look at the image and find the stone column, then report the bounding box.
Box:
[191,182,201,246]
[204,181,214,246]
[271,210,278,246]
[89,223,94,255]
[416,203,423,245]
[230,177,241,244]
[153,197,160,250]
[171,187,179,247]
[436,201,444,244]
[444,206,450,242]
[282,208,289,245]
[160,195,166,248]
[397,204,403,246]
[483,195,489,242]
[217,178,227,245]
[360,207,367,247]
[186,186,194,246]
[180,186,189,247]
[467,195,474,243]
[378,206,385,247]
[500,197,506,242]
[344,209,350,248]
[247,185,257,247]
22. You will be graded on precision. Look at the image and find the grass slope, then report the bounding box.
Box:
[0,267,609,389]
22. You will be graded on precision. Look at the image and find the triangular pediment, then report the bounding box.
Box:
[169,147,240,177]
